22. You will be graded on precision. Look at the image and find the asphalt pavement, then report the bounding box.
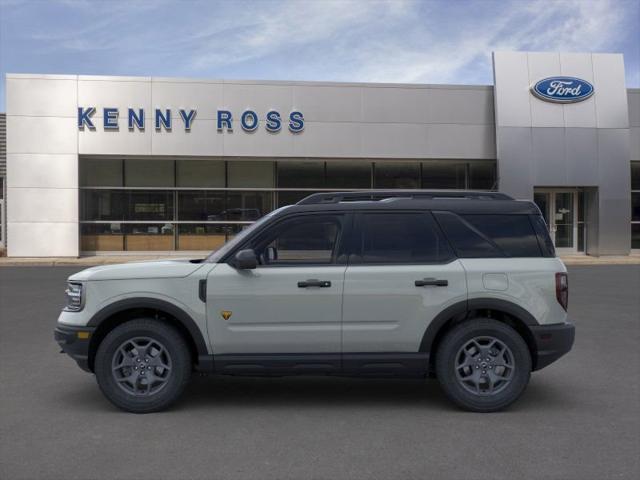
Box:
[1,265,639,480]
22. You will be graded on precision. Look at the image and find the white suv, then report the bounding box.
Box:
[55,191,575,413]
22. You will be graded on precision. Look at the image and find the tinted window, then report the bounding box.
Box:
[434,212,502,258]
[354,213,454,264]
[254,215,343,265]
[462,215,542,257]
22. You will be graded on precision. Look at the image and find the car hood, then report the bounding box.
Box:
[68,259,206,282]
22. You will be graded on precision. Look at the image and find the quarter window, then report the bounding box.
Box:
[353,213,453,264]
[462,215,542,257]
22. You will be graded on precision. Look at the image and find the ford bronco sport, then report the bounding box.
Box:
[55,191,575,413]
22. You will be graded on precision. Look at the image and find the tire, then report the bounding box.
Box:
[435,318,531,412]
[95,318,192,413]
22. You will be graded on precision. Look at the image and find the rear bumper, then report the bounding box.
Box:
[54,324,95,372]
[530,321,575,371]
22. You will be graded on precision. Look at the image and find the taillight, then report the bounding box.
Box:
[555,272,568,311]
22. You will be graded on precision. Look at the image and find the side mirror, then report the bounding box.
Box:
[232,249,258,270]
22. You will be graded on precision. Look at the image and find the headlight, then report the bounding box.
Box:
[64,282,84,311]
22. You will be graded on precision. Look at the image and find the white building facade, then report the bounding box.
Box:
[3,51,639,257]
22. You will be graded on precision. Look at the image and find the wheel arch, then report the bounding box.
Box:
[421,299,540,372]
[86,298,209,372]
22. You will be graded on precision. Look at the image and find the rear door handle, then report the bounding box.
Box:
[415,278,448,287]
[298,279,332,288]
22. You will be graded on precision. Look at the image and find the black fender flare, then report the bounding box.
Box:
[87,297,209,356]
[419,298,539,353]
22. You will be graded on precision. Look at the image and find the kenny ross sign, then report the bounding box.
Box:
[77,107,305,133]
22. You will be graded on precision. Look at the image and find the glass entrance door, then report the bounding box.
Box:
[534,189,580,253]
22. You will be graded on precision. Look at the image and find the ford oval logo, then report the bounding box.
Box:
[531,77,594,103]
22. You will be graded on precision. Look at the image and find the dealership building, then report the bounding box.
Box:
[1,51,639,257]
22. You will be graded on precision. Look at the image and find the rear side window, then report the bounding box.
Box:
[462,215,542,257]
[434,211,543,258]
[434,212,503,258]
[353,212,454,264]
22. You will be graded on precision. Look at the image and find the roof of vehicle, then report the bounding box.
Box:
[280,190,541,216]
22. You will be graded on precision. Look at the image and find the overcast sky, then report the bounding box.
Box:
[0,0,638,111]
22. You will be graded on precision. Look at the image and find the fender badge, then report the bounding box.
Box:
[221,310,232,321]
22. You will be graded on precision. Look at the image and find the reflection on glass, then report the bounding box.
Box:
[176,160,225,188]
[80,223,124,251]
[632,224,640,249]
[554,192,574,248]
[178,191,225,221]
[225,191,272,220]
[177,224,238,251]
[325,161,370,189]
[277,161,324,188]
[375,162,419,189]
[125,159,175,187]
[277,191,320,208]
[467,162,496,190]
[80,158,123,187]
[422,162,466,189]
[534,193,550,226]
[123,223,174,251]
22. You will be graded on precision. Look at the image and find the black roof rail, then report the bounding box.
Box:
[296,190,513,205]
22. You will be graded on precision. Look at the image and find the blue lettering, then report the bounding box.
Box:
[155,109,172,130]
[241,110,259,132]
[217,110,233,131]
[78,107,96,129]
[103,108,119,129]
[288,111,304,133]
[179,109,197,130]
[265,110,281,132]
[128,108,145,130]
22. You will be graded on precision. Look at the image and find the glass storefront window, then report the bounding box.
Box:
[79,157,499,251]
[374,162,419,189]
[178,191,225,221]
[226,191,272,220]
[632,224,640,249]
[325,161,370,189]
[632,192,640,222]
[81,190,126,221]
[127,191,174,221]
[125,159,175,187]
[277,161,325,188]
[81,158,123,186]
[80,223,125,251]
[468,162,496,190]
[422,162,466,189]
[122,223,174,251]
[277,191,320,208]
[176,160,225,188]
[177,224,236,251]
[631,162,640,191]
[228,161,274,188]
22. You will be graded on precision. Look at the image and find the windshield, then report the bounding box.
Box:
[205,206,292,263]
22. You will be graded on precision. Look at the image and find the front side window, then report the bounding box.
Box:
[352,212,454,264]
[252,215,344,266]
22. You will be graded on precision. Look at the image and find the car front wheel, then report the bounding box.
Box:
[94,319,192,413]
[435,318,531,412]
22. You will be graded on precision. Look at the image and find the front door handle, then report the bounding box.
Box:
[415,278,448,287]
[298,279,331,288]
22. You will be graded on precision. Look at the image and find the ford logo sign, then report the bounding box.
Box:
[531,77,594,103]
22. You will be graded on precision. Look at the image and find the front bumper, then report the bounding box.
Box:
[54,324,95,372]
[530,321,575,371]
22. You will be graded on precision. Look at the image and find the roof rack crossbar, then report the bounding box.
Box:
[296,190,512,205]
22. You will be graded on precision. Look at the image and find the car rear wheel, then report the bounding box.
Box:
[95,319,192,413]
[435,318,531,412]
